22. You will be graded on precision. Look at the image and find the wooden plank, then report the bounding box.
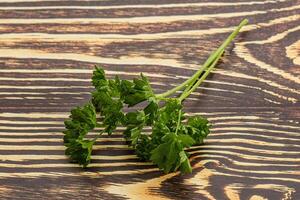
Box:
[0,0,299,199]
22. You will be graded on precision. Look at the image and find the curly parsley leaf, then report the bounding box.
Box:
[91,66,124,134]
[120,73,154,107]
[187,116,211,144]
[143,98,159,125]
[150,132,195,173]
[124,100,159,161]
[63,103,96,143]
[63,102,97,167]
[65,139,95,167]
[134,135,154,161]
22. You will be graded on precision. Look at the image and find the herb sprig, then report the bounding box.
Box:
[63,19,248,173]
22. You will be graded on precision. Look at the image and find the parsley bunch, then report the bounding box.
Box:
[63,19,248,173]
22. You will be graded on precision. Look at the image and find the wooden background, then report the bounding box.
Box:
[0,0,299,199]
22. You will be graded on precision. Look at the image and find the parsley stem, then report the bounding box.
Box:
[92,130,105,142]
[181,19,248,96]
[174,109,182,135]
[156,18,248,99]
[155,96,176,101]
[178,49,224,102]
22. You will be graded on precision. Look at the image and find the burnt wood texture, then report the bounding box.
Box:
[0,0,299,199]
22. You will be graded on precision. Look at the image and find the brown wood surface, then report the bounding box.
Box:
[0,0,299,199]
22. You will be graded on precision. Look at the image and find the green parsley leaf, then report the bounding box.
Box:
[63,102,96,143]
[187,116,211,144]
[91,66,124,134]
[134,135,154,161]
[120,73,154,107]
[143,98,159,125]
[63,102,97,167]
[150,132,195,173]
[65,139,94,167]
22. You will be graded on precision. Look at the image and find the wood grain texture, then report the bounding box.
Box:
[0,0,299,199]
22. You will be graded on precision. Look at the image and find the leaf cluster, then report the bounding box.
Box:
[63,67,210,173]
[62,19,248,173]
[63,103,97,167]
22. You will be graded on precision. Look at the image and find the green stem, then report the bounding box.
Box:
[178,49,224,102]
[180,51,217,97]
[174,109,182,135]
[156,18,248,99]
[183,19,248,94]
[92,130,105,142]
[155,65,203,99]
[155,96,176,101]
